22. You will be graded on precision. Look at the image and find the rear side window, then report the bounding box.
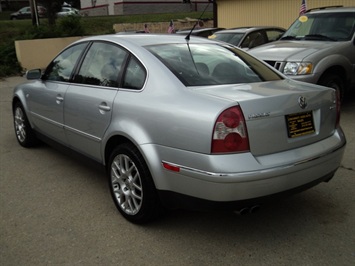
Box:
[122,57,146,90]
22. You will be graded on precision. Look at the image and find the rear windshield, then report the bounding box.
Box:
[145,43,282,86]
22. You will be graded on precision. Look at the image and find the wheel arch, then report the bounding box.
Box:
[104,135,134,167]
[315,54,351,90]
[12,87,30,111]
[12,96,39,147]
[317,65,348,100]
[12,95,31,120]
[103,134,164,190]
[12,96,21,111]
[102,119,156,169]
[317,65,347,86]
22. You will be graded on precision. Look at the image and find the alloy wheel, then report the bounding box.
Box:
[110,154,143,215]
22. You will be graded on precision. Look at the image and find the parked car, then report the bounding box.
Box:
[249,6,355,100]
[13,34,346,223]
[175,27,225,38]
[209,26,286,49]
[56,6,81,17]
[10,6,47,20]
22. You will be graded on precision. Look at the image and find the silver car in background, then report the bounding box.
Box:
[249,6,355,100]
[56,6,81,17]
[13,34,346,223]
[208,26,285,49]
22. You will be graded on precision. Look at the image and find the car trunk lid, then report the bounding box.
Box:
[193,79,338,156]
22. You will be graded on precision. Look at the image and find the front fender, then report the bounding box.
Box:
[13,84,32,126]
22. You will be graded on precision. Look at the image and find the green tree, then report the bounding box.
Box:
[42,0,64,26]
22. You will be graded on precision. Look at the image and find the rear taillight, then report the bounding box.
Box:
[211,106,250,153]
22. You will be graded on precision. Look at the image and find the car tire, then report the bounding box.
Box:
[108,143,161,224]
[13,102,38,147]
[319,73,344,101]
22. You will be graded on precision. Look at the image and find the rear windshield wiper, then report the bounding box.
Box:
[304,34,337,41]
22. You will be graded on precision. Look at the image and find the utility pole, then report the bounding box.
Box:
[29,0,40,26]
[211,0,217,27]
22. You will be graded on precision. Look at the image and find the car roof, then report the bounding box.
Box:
[214,26,285,34]
[78,34,223,47]
[305,5,355,13]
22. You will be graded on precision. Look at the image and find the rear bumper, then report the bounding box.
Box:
[142,128,346,208]
[157,170,336,211]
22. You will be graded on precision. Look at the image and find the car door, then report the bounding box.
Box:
[64,41,128,161]
[28,42,87,144]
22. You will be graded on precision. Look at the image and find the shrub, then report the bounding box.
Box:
[0,41,22,77]
[57,16,85,37]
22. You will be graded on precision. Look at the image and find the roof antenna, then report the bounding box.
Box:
[185,1,212,41]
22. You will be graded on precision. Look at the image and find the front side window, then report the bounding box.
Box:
[44,42,87,82]
[74,42,128,87]
[146,43,282,86]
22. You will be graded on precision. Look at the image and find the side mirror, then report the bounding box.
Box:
[26,69,42,80]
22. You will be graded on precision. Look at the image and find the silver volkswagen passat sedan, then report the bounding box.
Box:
[13,34,346,223]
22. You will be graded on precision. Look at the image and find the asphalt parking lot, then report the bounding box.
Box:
[1,76,354,265]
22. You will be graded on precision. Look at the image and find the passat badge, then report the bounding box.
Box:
[298,96,307,109]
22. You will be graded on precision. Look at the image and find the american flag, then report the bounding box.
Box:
[299,0,307,16]
[168,20,174,34]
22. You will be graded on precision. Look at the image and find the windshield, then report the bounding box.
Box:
[146,43,282,86]
[282,12,355,41]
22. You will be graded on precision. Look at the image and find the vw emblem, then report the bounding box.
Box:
[298,96,307,109]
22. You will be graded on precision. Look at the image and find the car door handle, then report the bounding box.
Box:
[99,104,111,112]
[56,95,64,104]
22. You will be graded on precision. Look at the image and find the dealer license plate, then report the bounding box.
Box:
[285,111,315,138]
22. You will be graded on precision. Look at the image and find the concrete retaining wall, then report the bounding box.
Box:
[14,20,213,71]
[15,37,84,71]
